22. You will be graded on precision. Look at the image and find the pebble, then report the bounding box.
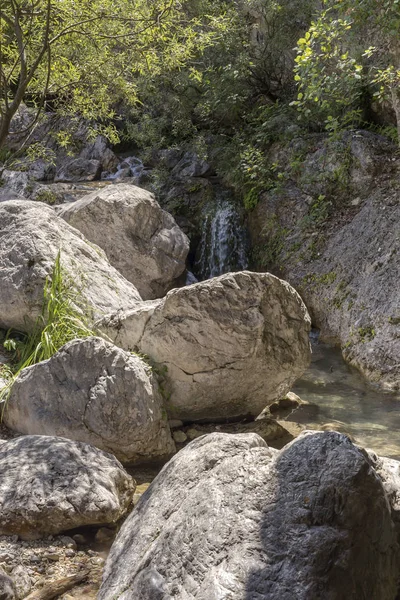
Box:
[43,552,60,561]
[172,430,187,444]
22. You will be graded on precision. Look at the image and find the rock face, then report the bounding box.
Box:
[99,431,399,600]
[0,200,141,331]
[248,131,400,390]
[4,337,175,465]
[171,151,212,180]
[0,435,135,540]
[135,271,311,421]
[54,157,102,182]
[58,184,190,299]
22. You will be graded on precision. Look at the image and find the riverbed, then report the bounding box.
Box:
[288,333,400,459]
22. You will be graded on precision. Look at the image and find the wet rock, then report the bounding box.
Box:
[0,435,135,539]
[58,184,189,299]
[4,337,175,465]
[268,391,303,413]
[0,200,141,332]
[99,431,400,600]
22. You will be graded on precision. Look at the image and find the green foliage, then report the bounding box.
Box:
[0,251,96,406]
[33,188,57,205]
[0,0,234,149]
[357,326,376,343]
[253,216,288,269]
[302,271,337,286]
[292,0,400,141]
[301,194,332,230]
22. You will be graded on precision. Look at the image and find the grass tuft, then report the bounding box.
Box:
[0,251,96,410]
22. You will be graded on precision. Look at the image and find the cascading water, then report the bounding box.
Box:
[194,190,248,280]
[102,156,145,180]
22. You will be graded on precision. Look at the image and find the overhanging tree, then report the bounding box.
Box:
[0,0,231,150]
[291,0,400,143]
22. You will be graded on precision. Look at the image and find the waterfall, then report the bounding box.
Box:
[102,156,145,180]
[194,191,248,280]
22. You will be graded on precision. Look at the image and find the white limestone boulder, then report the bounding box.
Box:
[4,337,175,465]
[0,435,135,540]
[0,200,141,332]
[58,184,190,299]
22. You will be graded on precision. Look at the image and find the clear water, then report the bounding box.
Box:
[194,190,248,280]
[288,334,400,459]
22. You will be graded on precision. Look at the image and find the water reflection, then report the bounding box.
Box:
[289,336,400,459]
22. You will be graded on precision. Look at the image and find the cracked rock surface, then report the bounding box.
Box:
[4,337,175,464]
[99,431,399,600]
[0,435,135,539]
[129,271,311,421]
[0,200,141,332]
[58,184,190,300]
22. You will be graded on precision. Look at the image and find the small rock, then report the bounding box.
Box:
[172,430,187,444]
[0,553,15,564]
[59,536,77,550]
[186,428,204,441]
[64,549,75,558]
[43,552,60,561]
[0,566,16,600]
[11,565,32,600]
[269,391,302,413]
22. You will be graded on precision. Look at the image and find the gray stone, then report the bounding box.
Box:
[0,171,30,197]
[0,200,141,332]
[171,152,212,180]
[172,430,187,444]
[58,184,190,299]
[54,158,102,182]
[99,431,399,600]
[0,435,135,540]
[138,271,311,421]
[4,337,175,465]
[0,567,16,600]
[11,565,31,600]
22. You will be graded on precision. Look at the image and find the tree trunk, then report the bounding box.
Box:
[24,570,90,600]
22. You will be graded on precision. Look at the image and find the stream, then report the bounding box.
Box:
[288,332,400,459]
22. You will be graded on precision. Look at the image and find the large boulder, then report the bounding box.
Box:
[58,184,190,299]
[108,271,310,422]
[0,200,141,332]
[0,435,135,540]
[4,337,175,465]
[99,431,400,600]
